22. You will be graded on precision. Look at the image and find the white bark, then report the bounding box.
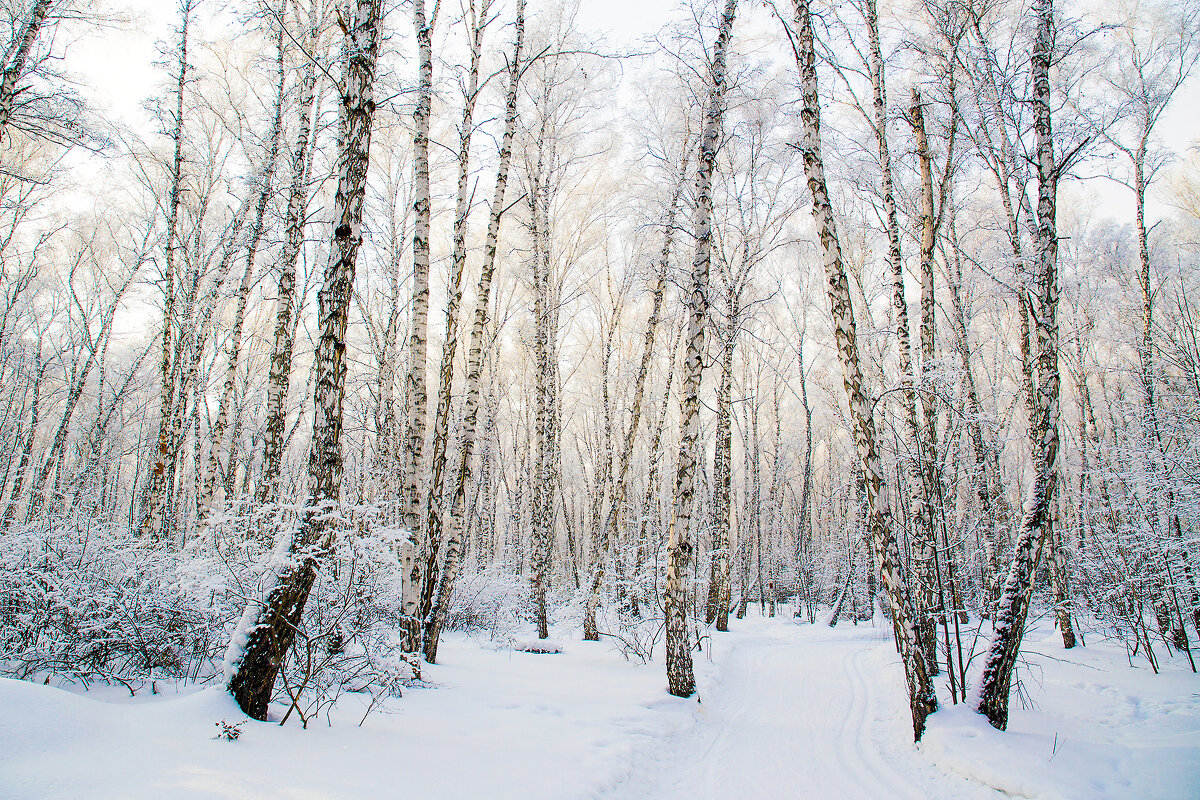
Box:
[665,0,738,700]
[787,0,937,740]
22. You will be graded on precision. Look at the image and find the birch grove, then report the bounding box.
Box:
[0,0,1198,752]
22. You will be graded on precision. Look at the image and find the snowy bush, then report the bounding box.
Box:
[443,565,535,639]
[0,505,418,723]
[0,521,236,686]
[597,606,663,663]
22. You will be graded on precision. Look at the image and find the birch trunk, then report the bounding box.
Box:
[975,0,1063,730]
[789,0,937,739]
[795,332,814,620]
[0,0,51,144]
[665,0,737,699]
[422,0,490,627]
[1132,143,1200,640]
[399,0,434,654]
[631,334,679,619]
[423,0,525,663]
[200,17,287,522]
[225,0,382,720]
[865,0,937,668]
[909,88,945,671]
[584,153,686,641]
[529,122,554,640]
[0,342,43,531]
[258,2,321,506]
[140,0,192,543]
[706,291,737,631]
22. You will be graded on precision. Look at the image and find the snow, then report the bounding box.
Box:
[511,637,565,653]
[924,627,1200,800]
[0,633,701,800]
[2,612,1198,799]
[604,619,1001,800]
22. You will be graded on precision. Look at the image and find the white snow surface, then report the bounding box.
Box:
[2,613,1198,799]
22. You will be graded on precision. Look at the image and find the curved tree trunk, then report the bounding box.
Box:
[224,0,382,720]
[0,0,52,144]
[975,0,1063,730]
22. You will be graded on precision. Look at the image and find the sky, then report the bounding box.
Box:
[68,0,678,134]
[61,0,1200,224]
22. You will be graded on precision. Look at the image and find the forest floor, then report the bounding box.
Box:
[604,618,1001,799]
[1,610,1198,799]
[606,615,1200,799]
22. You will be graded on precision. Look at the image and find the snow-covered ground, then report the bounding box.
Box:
[2,612,1198,799]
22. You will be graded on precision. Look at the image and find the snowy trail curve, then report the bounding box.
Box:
[601,616,1002,800]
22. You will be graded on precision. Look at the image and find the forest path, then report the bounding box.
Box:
[601,615,1004,800]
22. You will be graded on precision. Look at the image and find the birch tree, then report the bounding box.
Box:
[664,0,737,699]
[423,0,526,662]
[583,147,688,641]
[785,0,938,739]
[420,0,494,638]
[140,0,193,543]
[257,0,323,505]
[200,7,288,521]
[528,95,556,639]
[976,0,1066,730]
[1095,0,1200,639]
[398,0,436,654]
[225,0,383,720]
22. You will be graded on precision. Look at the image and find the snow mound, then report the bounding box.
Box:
[512,637,564,654]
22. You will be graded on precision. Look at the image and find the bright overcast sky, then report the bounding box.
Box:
[69,0,681,134]
[65,0,1198,224]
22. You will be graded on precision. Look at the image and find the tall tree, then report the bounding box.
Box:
[421,0,493,637]
[785,0,938,740]
[584,148,688,641]
[257,0,322,505]
[1098,0,1200,639]
[139,0,193,544]
[200,8,288,522]
[398,0,435,654]
[423,0,526,663]
[224,0,383,720]
[528,92,556,639]
[664,0,738,699]
[976,0,1065,730]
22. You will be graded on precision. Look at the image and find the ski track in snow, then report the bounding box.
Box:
[4,613,1197,799]
[602,618,1001,800]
